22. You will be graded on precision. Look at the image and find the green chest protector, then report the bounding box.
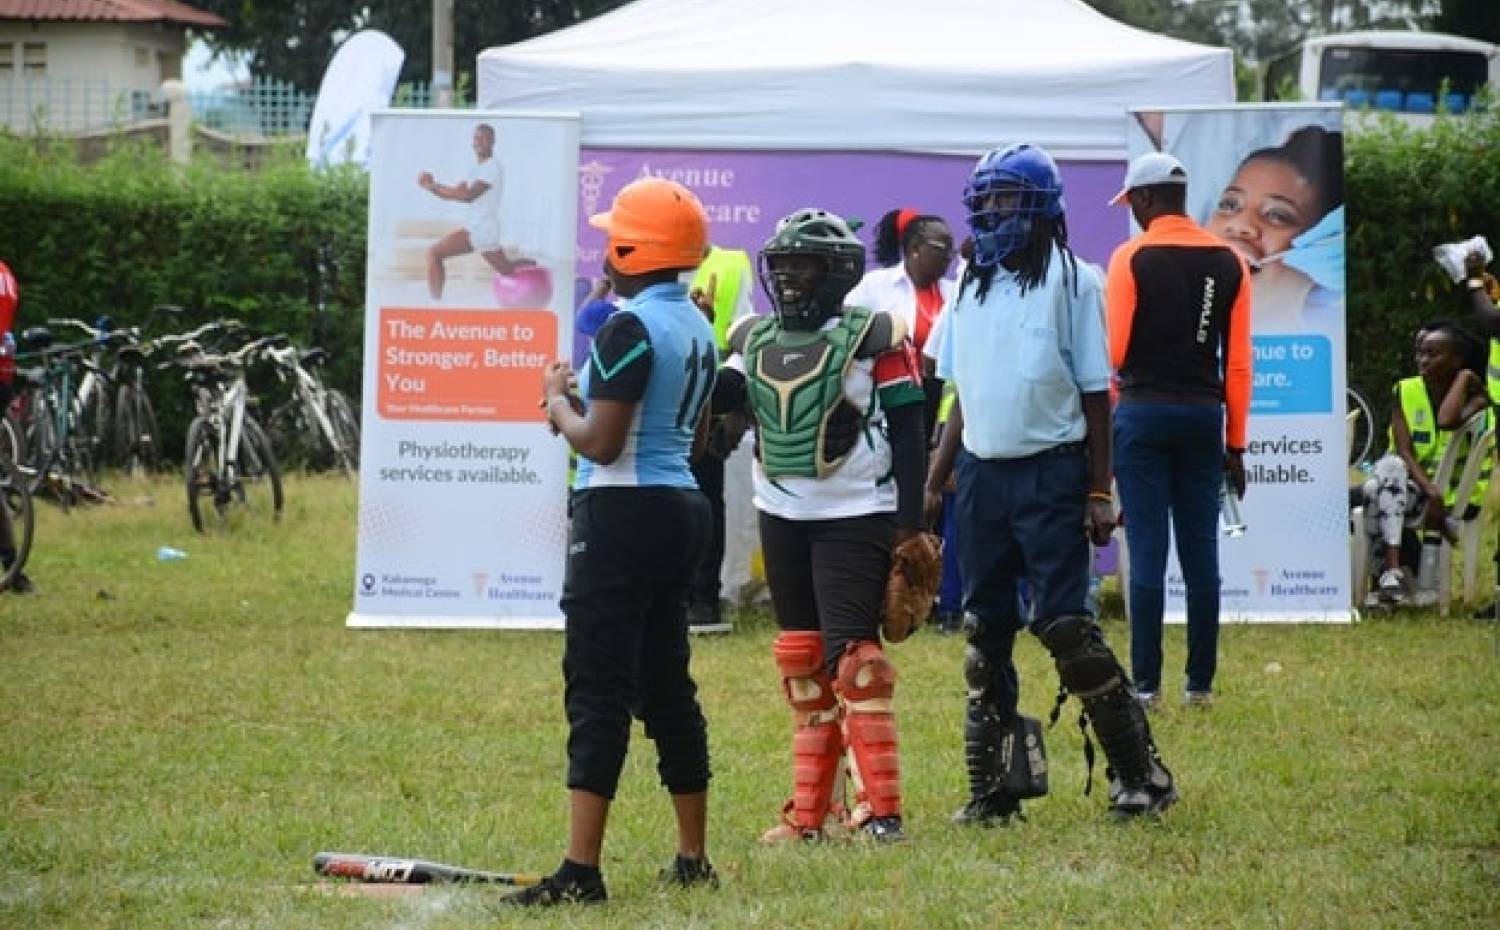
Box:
[732,307,902,480]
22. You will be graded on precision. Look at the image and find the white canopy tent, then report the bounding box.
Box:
[477,0,1235,160]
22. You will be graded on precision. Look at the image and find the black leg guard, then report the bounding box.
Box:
[954,646,1047,826]
[1032,614,1176,816]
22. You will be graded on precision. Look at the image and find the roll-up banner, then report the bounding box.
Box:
[1126,104,1352,622]
[349,110,580,629]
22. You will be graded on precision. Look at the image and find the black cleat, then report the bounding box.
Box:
[859,815,907,843]
[499,872,607,907]
[658,854,719,889]
[1109,759,1178,819]
[952,792,1022,827]
[5,571,34,595]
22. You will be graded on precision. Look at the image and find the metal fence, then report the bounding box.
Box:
[0,77,164,134]
[1,77,448,138]
[188,76,314,137]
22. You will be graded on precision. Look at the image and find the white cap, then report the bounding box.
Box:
[1108,152,1187,206]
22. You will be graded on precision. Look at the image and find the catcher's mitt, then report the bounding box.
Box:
[882,532,942,643]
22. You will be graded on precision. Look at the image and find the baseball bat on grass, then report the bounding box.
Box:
[313,851,542,886]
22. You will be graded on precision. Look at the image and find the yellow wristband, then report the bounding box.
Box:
[1468,277,1487,291]
[1088,491,1113,503]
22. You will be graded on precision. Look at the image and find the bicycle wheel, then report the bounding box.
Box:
[184,417,221,532]
[77,385,112,471]
[238,417,284,523]
[22,393,58,498]
[325,389,360,473]
[0,458,35,592]
[114,385,160,475]
[0,409,24,465]
[264,402,306,472]
[1346,386,1376,467]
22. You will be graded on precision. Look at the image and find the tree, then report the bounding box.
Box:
[191,1,630,93]
[1434,0,1500,43]
[1084,0,1443,70]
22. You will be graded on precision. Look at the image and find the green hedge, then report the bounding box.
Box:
[1346,105,1500,448]
[0,135,368,456]
[1,109,1497,462]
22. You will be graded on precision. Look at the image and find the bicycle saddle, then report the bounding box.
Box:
[19,326,52,350]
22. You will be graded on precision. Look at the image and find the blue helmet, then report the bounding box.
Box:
[963,143,1065,268]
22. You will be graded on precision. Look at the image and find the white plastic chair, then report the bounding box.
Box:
[1434,418,1495,617]
[1352,411,1493,614]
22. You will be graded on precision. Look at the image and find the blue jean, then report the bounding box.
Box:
[1114,402,1223,695]
[937,491,963,615]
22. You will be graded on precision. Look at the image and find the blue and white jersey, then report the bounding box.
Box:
[574,281,716,489]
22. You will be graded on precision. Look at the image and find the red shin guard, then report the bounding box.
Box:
[837,641,901,819]
[772,631,843,830]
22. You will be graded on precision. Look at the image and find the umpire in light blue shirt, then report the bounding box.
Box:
[924,143,1178,825]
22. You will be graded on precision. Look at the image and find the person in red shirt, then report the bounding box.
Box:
[0,258,33,594]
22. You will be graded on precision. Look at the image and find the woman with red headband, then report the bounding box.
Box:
[847,209,957,443]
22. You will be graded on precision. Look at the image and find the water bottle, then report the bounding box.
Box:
[1085,574,1103,618]
[156,546,188,562]
[1415,532,1440,594]
[1220,475,1246,537]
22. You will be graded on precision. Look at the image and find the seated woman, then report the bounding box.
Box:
[1358,322,1491,604]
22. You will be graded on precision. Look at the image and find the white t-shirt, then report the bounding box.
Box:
[465,157,503,246]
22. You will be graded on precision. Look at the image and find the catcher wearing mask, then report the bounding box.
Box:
[725,207,939,845]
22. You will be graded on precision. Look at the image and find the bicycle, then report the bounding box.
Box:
[1346,385,1377,469]
[44,316,119,472]
[0,456,34,592]
[14,327,101,507]
[176,334,285,532]
[264,340,360,474]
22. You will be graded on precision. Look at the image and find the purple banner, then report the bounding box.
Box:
[569,148,1126,363]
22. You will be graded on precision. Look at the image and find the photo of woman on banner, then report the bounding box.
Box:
[1128,109,1344,335]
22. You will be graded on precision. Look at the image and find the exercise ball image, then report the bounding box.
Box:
[492,266,554,308]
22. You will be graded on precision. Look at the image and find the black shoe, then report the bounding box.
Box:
[658,854,719,889]
[951,792,1022,827]
[687,600,731,634]
[499,872,607,907]
[4,571,33,595]
[1472,601,1497,620]
[859,815,906,843]
[1108,759,1178,820]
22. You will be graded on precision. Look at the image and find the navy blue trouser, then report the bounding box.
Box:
[560,487,712,799]
[1113,401,1223,695]
[956,444,1090,721]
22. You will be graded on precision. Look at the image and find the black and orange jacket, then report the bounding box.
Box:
[1106,214,1253,450]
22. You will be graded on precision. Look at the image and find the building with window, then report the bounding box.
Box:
[0,0,226,132]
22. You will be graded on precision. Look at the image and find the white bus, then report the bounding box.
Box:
[1263,30,1498,124]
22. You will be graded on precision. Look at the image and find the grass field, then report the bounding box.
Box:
[2,475,1497,930]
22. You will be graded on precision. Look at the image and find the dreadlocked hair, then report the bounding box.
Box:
[958,214,1079,304]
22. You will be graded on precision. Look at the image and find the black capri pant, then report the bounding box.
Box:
[559,487,712,799]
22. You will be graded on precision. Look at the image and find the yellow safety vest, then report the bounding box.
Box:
[1487,339,1500,406]
[1393,375,1490,507]
[691,246,752,352]
[937,380,956,424]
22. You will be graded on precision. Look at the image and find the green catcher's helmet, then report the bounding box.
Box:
[758,208,866,331]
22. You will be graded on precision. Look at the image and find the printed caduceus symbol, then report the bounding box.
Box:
[578,161,613,216]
